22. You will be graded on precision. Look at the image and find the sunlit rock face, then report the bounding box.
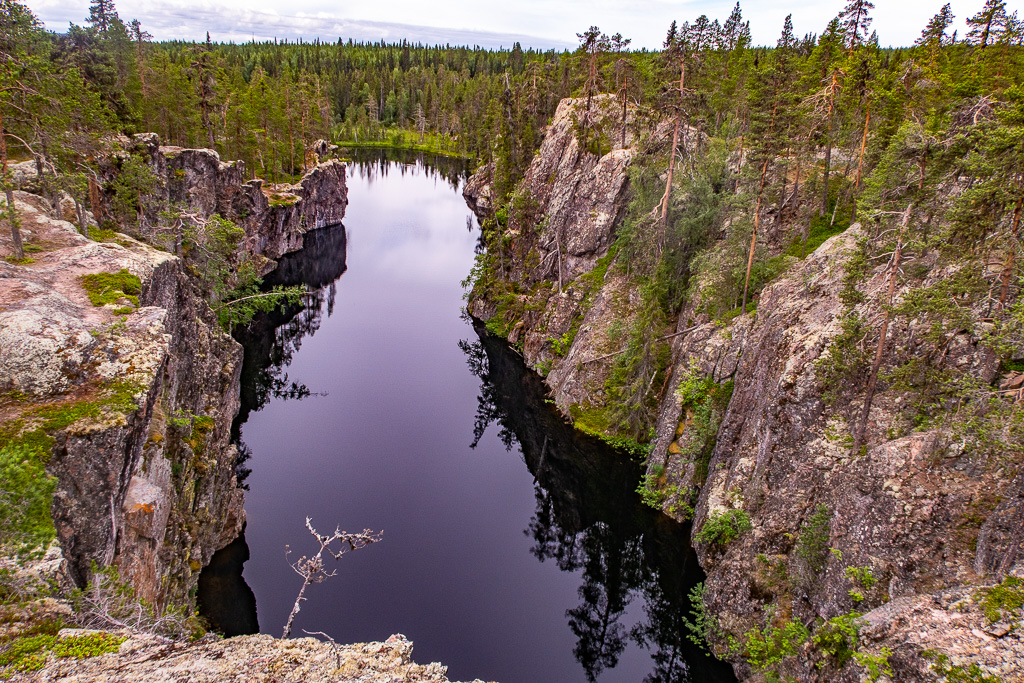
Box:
[15,632,492,683]
[0,192,244,609]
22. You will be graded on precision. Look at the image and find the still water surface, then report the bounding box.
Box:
[203,151,736,683]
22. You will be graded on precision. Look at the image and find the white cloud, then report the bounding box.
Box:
[27,0,982,49]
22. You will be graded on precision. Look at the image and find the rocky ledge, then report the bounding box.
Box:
[1,190,242,610]
[0,618,489,683]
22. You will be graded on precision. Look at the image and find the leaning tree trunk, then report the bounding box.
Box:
[742,157,771,315]
[1000,197,1022,309]
[852,203,911,454]
[0,111,23,261]
[659,57,686,243]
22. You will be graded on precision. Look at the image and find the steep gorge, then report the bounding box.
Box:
[464,96,1024,682]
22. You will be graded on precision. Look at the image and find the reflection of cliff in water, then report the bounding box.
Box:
[462,323,737,683]
[201,224,347,637]
[196,527,259,636]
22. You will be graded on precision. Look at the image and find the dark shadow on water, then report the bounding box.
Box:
[461,322,737,683]
[196,527,259,637]
[199,223,348,636]
[232,222,349,436]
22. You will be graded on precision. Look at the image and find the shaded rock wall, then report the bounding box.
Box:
[465,96,679,415]
[465,95,1024,681]
[2,136,348,610]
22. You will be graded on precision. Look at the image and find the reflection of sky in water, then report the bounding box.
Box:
[236,157,731,683]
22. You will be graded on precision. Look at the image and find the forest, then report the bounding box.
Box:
[1,0,1023,441]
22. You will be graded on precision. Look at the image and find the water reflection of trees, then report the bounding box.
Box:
[461,324,736,683]
[341,147,469,192]
[232,223,348,455]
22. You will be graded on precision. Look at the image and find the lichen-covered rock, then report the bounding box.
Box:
[464,96,678,413]
[1,190,243,610]
[1,630,492,683]
[127,133,347,269]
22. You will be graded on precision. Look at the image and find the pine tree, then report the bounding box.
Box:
[967,0,1007,47]
[839,0,875,49]
[86,0,118,34]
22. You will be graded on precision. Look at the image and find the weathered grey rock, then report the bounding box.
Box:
[125,133,348,269]
[0,190,243,610]
[467,94,1024,681]
[1,629,492,683]
[464,96,678,413]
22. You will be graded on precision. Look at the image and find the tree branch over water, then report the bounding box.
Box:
[282,518,382,639]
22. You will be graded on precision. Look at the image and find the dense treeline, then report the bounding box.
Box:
[463,0,1023,442]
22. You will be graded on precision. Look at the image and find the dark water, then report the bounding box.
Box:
[200,150,736,683]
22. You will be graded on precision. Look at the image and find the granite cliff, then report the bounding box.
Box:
[464,96,1024,682]
[0,138,347,611]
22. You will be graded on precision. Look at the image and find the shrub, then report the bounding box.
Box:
[742,618,810,671]
[795,505,832,574]
[696,509,752,547]
[812,612,863,667]
[71,565,204,641]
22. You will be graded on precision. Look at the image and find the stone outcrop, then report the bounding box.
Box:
[1,627,490,683]
[465,96,1024,681]
[465,95,679,415]
[1,192,243,609]
[1,136,347,610]
[114,133,348,270]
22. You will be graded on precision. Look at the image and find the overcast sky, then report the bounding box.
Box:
[28,0,986,50]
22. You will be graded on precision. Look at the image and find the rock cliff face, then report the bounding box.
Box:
[1,192,242,609]
[112,134,348,271]
[465,97,1024,681]
[465,95,678,417]
[1,138,348,610]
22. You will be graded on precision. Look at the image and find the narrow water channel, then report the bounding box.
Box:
[200,150,736,683]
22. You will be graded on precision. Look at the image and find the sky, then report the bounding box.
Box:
[28,0,988,50]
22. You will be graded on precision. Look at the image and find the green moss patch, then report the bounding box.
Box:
[0,631,124,677]
[0,381,142,559]
[79,270,141,308]
[975,576,1024,624]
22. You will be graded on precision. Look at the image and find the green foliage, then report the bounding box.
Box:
[0,381,140,560]
[928,651,1005,683]
[844,566,877,604]
[675,362,734,484]
[973,576,1024,624]
[854,647,893,683]
[795,504,832,575]
[741,617,810,672]
[812,612,863,667]
[109,153,159,227]
[0,634,56,675]
[0,443,57,560]
[568,404,652,459]
[696,509,752,547]
[0,631,125,678]
[785,206,852,259]
[51,632,125,658]
[548,330,574,357]
[681,582,717,651]
[78,269,142,308]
